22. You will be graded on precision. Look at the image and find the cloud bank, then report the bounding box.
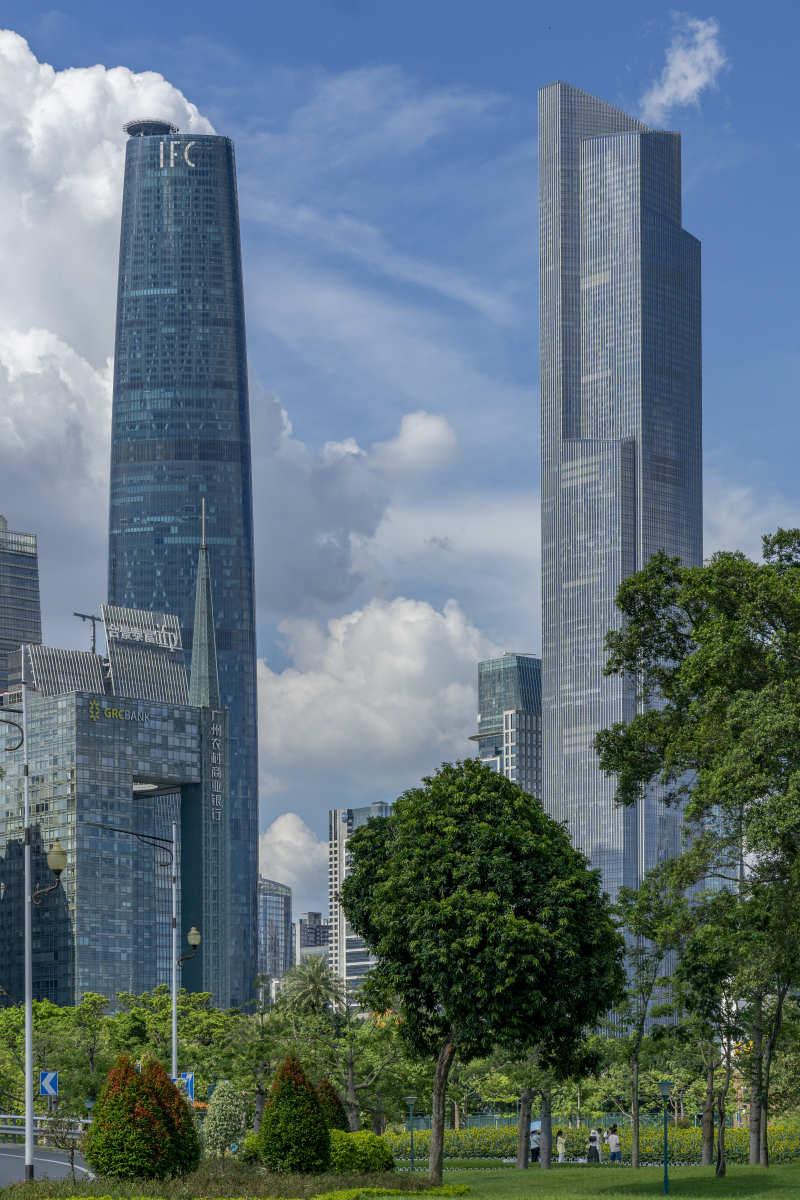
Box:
[259,813,328,916]
[0,30,212,645]
[258,595,500,778]
[640,15,728,127]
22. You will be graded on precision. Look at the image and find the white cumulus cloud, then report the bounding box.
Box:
[258,595,500,776]
[259,813,328,913]
[250,379,460,616]
[640,15,728,127]
[0,30,213,647]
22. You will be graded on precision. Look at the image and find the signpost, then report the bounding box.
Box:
[39,1072,58,1097]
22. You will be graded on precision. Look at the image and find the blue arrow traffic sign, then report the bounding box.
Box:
[40,1071,58,1097]
[181,1072,194,1101]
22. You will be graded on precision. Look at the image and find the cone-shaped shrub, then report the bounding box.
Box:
[317,1077,350,1132]
[84,1053,201,1179]
[259,1051,331,1172]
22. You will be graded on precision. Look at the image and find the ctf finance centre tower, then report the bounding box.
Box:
[108,119,257,1005]
[539,83,702,896]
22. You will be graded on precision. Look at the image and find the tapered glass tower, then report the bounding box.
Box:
[539,83,702,895]
[108,119,257,1005]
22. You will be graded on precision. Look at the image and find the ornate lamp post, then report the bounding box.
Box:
[405,1095,417,1172]
[658,1080,673,1195]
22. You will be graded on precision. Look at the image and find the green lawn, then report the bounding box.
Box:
[437,1163,800,1198]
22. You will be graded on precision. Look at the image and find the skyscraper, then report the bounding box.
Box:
[107,119,257,1005]
[329,803,392,986]
[0,515,41,692]
[257,877,292,985]
[470,653,542,796]
[539,83,702,895]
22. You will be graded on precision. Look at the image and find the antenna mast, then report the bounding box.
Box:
[73,612,102,655]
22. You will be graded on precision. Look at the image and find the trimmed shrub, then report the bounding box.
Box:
[259,1051,331,1173]
[330,1129,395,1172]
[240,1132,262,1163]
[84,1053,201,1179]
[317,1078,350,1132]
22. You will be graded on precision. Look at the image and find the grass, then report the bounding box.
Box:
[0,1165,425,1199]
[2,1159,798,1199]
[441,1161,800,1198]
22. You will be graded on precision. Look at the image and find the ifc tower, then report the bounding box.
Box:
[107,119,257,1006]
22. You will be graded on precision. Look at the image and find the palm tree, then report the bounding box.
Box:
[281,954,345,1016]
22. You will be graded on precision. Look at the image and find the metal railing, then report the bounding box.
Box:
[0,1114,91,1144]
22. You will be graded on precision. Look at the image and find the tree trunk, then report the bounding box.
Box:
[760,1039,773,1168]
[372,1096,384,1135]
[253,1087,266,1135]
[631,1056,640,1169]
[716,1085,727,1177]
[347,1047,360,1131]
[539,1084,552,1170]
[577,1082,581,1128]
[701,1047,715,1167]
[454,1102,461,1131]
[428,1031,457,1186]
[516,1086,532,1169]
[750,1003,763,1166]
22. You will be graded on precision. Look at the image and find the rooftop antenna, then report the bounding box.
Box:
[201,497,206,549]
[73,612,102,655]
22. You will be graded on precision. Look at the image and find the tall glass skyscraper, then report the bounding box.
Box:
[0,514,41,692]
[108,119,257,1005]
[539,83,702,896]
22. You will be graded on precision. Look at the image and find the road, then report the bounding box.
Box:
[0,1144,92,1184]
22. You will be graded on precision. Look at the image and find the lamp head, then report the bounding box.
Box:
[405,1094,417,1106]
[187,926,201,948]
[47,841,67,878]
[657,1079,673,1099]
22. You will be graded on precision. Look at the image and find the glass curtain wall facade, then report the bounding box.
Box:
[471,654,542,796]
[0,516,42,692]
[107,122,257,1005]
[257,877,292,982]
[539,82,702,895]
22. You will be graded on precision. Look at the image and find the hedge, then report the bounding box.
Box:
[330,1129,395,1172]
[259,1052,331,1173]
[383,1124,800,1164]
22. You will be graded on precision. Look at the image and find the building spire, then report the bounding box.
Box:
[189,499,220,709]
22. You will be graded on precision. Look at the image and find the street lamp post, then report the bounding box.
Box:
[171,821,177,1081]
[3,693,68,1182]
[658,1080,672,1196]
[405,1096,417,1172]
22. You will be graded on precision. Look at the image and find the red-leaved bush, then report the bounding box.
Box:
[84,1053,200,1179]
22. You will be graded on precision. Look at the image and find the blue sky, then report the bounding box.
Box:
[1,0,799,911]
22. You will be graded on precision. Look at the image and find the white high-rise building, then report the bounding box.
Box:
[329,803,392,986]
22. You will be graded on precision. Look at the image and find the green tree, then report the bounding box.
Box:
[594,533,800,875]
[203,1078,245,1173]
[259,1051,331,1173]
[612,865,684,1168]
[281,956,345,1019]
[340,760,626,1183]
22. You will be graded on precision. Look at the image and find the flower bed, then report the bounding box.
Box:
[383,1125,800,1164]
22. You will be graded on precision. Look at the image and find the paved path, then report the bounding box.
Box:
[0,1144,91,1184]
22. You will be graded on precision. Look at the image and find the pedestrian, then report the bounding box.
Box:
[530,1123,541,1163]
[608,1124,621,1164]
[556,1128,566,1163]
[586,1128,600,1164]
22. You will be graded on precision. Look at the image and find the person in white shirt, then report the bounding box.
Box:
[608,1124,621,1163]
